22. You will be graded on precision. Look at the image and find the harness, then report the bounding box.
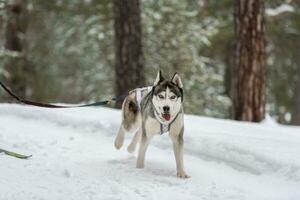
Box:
[135,86,179,135]
[135,86,152,111]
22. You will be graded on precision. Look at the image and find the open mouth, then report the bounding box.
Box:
[162,113,171,121]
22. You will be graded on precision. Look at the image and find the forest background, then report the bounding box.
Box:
[0,0,299,125]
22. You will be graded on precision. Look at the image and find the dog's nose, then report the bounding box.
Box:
[163,106,170,113]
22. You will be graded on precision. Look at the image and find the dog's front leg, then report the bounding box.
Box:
[136,132,150,169]
[170,128,190,178]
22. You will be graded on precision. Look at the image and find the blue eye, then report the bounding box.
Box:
[158,94,164,99]
[170,95,177,100]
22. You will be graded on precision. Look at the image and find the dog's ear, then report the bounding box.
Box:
[154,70,165,86]
[171,73,183,88]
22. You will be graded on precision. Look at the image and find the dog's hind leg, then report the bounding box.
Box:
[114,125,126,150]
[136,132,151,168]
[127,128,142,153]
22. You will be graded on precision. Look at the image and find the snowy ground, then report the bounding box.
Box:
[0,104,300,200]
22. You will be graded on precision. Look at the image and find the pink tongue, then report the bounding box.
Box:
[162,113,171,121]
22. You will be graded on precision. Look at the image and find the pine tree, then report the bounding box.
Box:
[233,0,266,122]
[5,0,29,99]
[113,0,145,108]
[292,64,300,125]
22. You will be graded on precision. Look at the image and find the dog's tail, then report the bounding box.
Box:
[121,97,139,132]
[128,100,138,114]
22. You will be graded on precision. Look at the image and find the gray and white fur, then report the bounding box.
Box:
[114,71,189,178]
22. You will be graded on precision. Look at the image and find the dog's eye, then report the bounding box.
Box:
[158,94,164,99]
[170,95,177,100]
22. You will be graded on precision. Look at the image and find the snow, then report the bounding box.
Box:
[0,104,300,200]
[266,4,294,17]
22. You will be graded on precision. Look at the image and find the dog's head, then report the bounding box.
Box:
[151,71,183,123]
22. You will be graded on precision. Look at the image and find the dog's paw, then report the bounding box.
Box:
[114,139,123,150]
[177,171,190,179]
[136,162,144,169]
[127,144,136,153]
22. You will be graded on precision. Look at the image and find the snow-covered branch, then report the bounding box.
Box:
[266,4,294,17]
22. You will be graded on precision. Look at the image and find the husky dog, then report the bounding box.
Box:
[114,71,189,178]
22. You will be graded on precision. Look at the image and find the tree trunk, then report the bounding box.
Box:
[291,64,300,125]
[4,0,29,99]
[233,0,266,122]
[113,0,145,108]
